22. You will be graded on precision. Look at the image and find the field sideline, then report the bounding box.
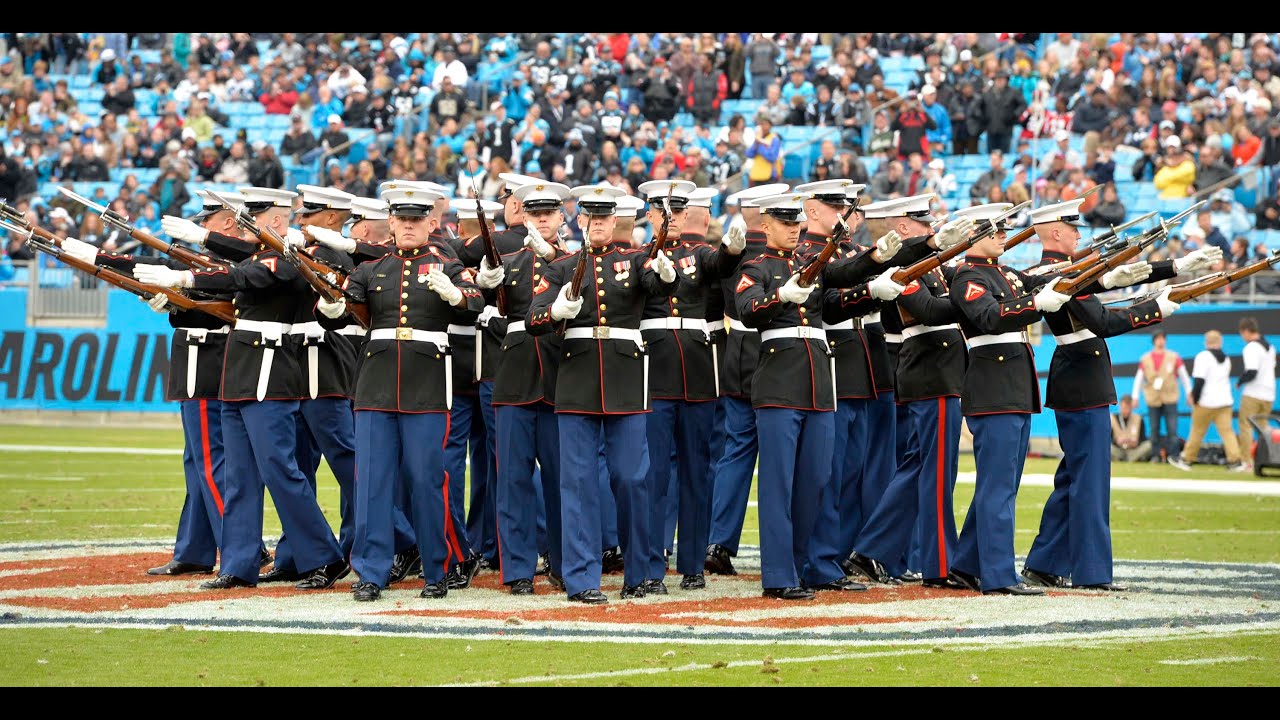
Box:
[0,424,1277,686]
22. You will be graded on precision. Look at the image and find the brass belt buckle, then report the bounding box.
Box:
[595,327,611,340]
[396,327,413,341]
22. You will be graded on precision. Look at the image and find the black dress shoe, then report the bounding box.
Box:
[547,572,565,591]
[508,578,534,595]
[808,577,868,592]
[763,586,816,601]
[922,576,969,590]
[147,560,213,576]
[259,548,274,569]
[643,579,669,595]
[947,569,982,592]
[1073,581,1129,592]
[447,554,482,590]
[477,556,500,571]
[352,581,382,602]
[419,580,448,599]
[568,589,609,604]
[984,582,1045,596]
[534,553,550,576]
[601,546,625,574]
[704,544,737,576]
[295,560,351,590]
[680,573,706,590]
[620,584,647,599]
[1022,567,1069,588]
[845,552,890,583]
[387,546,421,585]
[257,566,303,583]
[200,574,255,590]
[896,570,923,583]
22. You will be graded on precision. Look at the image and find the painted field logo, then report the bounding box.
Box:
[2,541,1279,646]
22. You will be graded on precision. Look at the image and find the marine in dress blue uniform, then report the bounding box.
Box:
[527,185,680,603]
[317,186,486,601]
[1020,199,1199,592]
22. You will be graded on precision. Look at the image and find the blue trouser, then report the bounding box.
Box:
[857,397,960,580]
[646,400,716,578]
[220,400,341,583]
[274,398,357,571]
[1025,406,1114,586]
[859,390,897,540]
[756,407,834,589]
[496,402,562,583]
[558,413,651,596]
[708,395,758,554]
[466,381,500,561]
[898,400,923,572]
[445,394,485,563]
[664,451,679,555]
[174,399,224,567]
[953,412,1031,591]
[353,410,451,587]
[802,398,870,586]
[599,444,619,549]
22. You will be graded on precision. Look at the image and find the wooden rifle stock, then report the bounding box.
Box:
[125,226,222,270]
[477,212,508,316]
[1165,252,1280,303]
[647,186,675,260]
[1000,225,1036,252]
[797,207,858,288]
[1056,243,1142,295]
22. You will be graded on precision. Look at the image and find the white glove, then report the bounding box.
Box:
[933,217,975,252]
[146,293,169,313]
[161,215,209,246]
[550,283,584,321]
[777,273,815,304]
[285,227,308,248]
[868,267,906,301]
[60,236,99,265]
[652,251,676,283]
[722,223,746,255]
[317,297,347,319]
[1101,261,1153,289]
[1155,286,1181,317]
[427,268,463,306]
[1174,246,1223,274]
[134,264,194,288]
[476,256,506,289]
[523,222,556,259]
[871,230,902,263]
[306,224,356,254]
[1033,277,1071,313]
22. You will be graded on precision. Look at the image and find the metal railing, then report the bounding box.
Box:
[25,261,108,327]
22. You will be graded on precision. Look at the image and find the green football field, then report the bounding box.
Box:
[0,423,1277,686]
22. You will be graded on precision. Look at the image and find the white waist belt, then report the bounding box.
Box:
[182,326,230,340]
[639,317,711,335]
[1054,328,1098,345]
[863,311,881,326]
[368,328,451,348]
[336,325,366,337]
[234,320,290,402]
[447,324,477,336]
[476,305,502,327]
[761,327,827,343]
[727,318,756,333]
[234,319,292,336]
[290,321,325,339]
[823,320,854,331]
[563,326,644,345]
[883,333,903,344]
[968,331,1027,348]
[181,326,230,399]
[902,323,960,340]
[505,320,526,334]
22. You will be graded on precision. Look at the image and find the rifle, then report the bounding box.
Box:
[891,201,1031,285]
[469,158,507,315]
[797,206,858,288]
[1125,250,1280,305]
[1067,210,1159,260]
[207,190,368,328]
[1057,206,1189,277]
[1,200,62,245]
[1053,241,1144,296]
[646,185,675,260]
[3,218,236,323]
[57,187,223,270]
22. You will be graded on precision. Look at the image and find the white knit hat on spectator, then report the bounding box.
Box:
[638,179,696,211]
[795,179,865,206]
[350,198,389,222]
[238,187,298,214]
[1164,135,1182,149]
[1054,129,1070,142]
[1029,198,1086,227]
[101,49,116,61]
[295,184,355,215]
[928,158,946,171]
[327,114,343,125]
[514,182,571,212]
[570,184,627,216]
[192,189,245,220]
[754,192,809,222]
[382,186,444,217]
[687,187,719,209]
[921,84,937,96]
[726,183,790,208]
[862,194,936,221]
[954,202,1014,230]
[452,198,504,220]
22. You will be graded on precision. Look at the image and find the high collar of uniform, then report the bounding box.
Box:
[801,230,831,243]
[680,232,706,244]
[1041,250,1070,262]
[393,245,430,260]
[745,229,766,240]
[965,255,999,266]
[588,243,612,256]
[763,247,795,259]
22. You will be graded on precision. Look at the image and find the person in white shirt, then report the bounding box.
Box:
[1171,330,1246,471]
[432,45,470,91]
[1132,332,1194,461]
[326,64,368,100]
[1237,317,1276,467]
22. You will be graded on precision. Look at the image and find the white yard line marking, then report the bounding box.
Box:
[957,473,1280,497]
[0,445,181,456]
[0,508,158,514]
[1158,656,1259,666]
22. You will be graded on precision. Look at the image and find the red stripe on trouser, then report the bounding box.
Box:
[493,414,504,584]
[935,397,946,578]
[199,399,224,516]
[440,413,461,574]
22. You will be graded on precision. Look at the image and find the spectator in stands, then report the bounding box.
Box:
[344,85,371,129]
[947,80,980,155]
[1072,87,1113,136]
[320,114,351,160]
[102,75,134,117]
[1232,124,1262,167]
[1153,136,1195,198]
[1229,236,1252,269]
[327,63,367,101]
[1209,189,1253,239]
[805,84,838,127]
[744,115,781,186]
[280,112,318,163]
[69,143,109,181]
[837,82,870,151]
[924,157,955,198]
[311,84,343,134]
[430,75,468,129]
[755,83,788,126]
[560,129,594,185]
[1171,330,1246,471]
[194,145,221,181]
[1085,182,1126,228]
[432,44,469,92]
[1111,396,1152,463]
[637,62,682,123]
[184,97,216,144]
[784,93,807,126]
[972,71,1026,153]
[148,166,189,218]
[746,34,780,99]
[869,159,906,200]
[91,48,119,86]
[780,67,814,104]
[249,142,283,189]
[893,95,936,160]
[1194,143,1235,192]
[214,140,250,184]
[918,84,951,155]
[1255,188,1280,230]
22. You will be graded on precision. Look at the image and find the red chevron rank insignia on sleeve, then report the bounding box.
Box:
[736,275,755,293]
[901,279,921,296]
[964,281,986,302]
[260,258,277,272]
[533,277,550,294]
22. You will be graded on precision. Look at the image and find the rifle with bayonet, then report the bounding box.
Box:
[1,200,62,245]
[1000,184,1110,254]
[646,185,675,260]
[1067,210,1160,260]
[1058,204,1195,277]
[1,217,236,323]
[469,158,507,315]
[797,205,859,288]
[891,201,1031,285]
[1123,250,1280,305]
[57,187,223,270]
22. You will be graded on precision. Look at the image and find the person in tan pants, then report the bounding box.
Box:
[1170,330,1246,471]
[1237,317,1276,468]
